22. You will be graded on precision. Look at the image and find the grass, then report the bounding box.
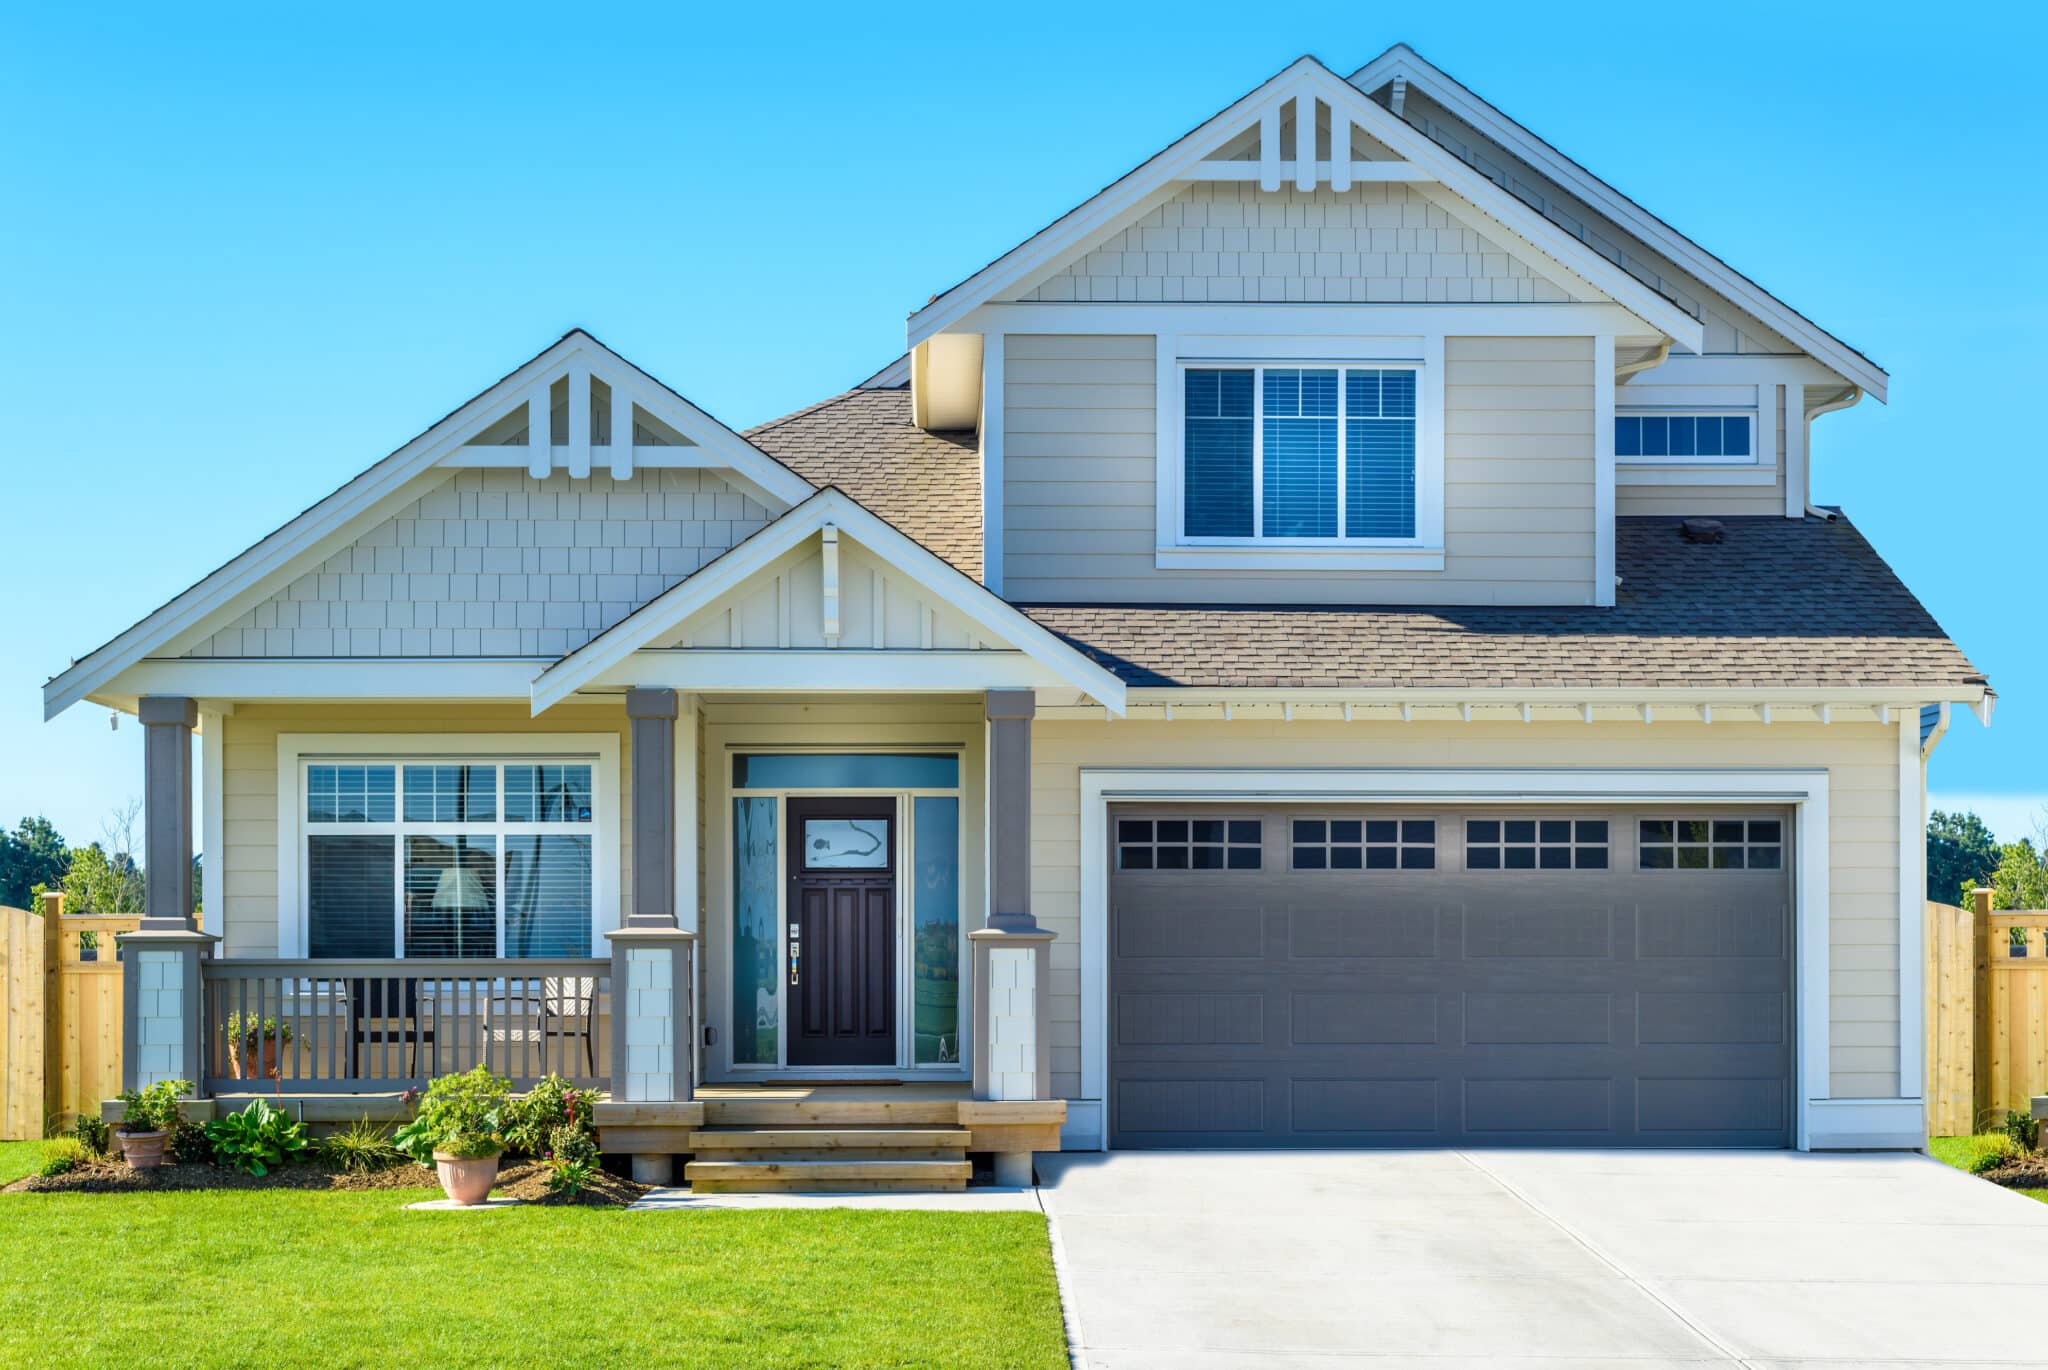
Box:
[1930,1133,2048,1205]
[0,1187,1069,1368]
[0,1141,43,1186]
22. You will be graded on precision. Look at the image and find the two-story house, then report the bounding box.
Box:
[47,47,1988,1189]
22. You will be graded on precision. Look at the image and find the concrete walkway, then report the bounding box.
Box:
[1038,1148,2048,1369]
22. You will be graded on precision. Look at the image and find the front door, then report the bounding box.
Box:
[785,797,897,1067]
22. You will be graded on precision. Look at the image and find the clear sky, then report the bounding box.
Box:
[2,3,2043,851]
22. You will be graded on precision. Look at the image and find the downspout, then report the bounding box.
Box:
[1800,385,1863,520]
[1616,339,1671,379]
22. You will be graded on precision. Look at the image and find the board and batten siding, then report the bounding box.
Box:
[217,701,632,958]
[1001,334,1597,604]
[186,468,773,661]
[1028,718,1905,1104]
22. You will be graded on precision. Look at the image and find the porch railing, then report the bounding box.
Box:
[199,958,611,1094]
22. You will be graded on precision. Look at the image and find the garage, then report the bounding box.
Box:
[1108,805,1793,1148]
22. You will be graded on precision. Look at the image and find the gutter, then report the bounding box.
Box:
[1802,385,1863,520]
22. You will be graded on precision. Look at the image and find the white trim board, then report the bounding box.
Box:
[1071,766,1864,1152]
[45,330,816,721]
[1347,44,1886,401]
[272,732,621,960]
[907,57,1703,354]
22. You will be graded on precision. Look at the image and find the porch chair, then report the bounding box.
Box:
[484,975,598,1078]
[344,977,438,1081]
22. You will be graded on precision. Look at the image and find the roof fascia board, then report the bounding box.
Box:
[1349,46,1886,399]
[99,657,550,704]
[908,58,1704,353]
[597,649,1073,693]
[1120,685,1987,707]
[531,490,1127,715]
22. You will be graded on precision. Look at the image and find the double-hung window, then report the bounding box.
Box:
[303,759,598,960]
[1182,364,1420,543]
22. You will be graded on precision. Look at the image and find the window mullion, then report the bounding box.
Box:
[1250,365,1263,539]
[1335,368,1348,543]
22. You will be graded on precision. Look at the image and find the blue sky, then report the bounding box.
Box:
[2,3,2043,849]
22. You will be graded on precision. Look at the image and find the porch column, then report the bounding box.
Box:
[121,696,217,1097]
[608,686,694,1184]
[975,690,1055,1185]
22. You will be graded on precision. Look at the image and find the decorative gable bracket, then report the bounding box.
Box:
[1178,90,1431,193]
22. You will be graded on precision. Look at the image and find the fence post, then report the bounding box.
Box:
[1972,888,1996,1127]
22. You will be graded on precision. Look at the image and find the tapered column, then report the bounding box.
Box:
[985,689,1037,933]
[139,696,198,932]
[626,687,678,929]
[122,696,216,1098]
[976,690,1054,1132]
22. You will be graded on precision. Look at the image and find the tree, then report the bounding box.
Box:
[61,800,144,916]
[0,815,69,909]
[1928,809,2003,903]
[1987,839,2048,912]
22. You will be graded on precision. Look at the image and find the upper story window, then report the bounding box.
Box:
[1184,365,1419,542]
[1616,411,1754,465]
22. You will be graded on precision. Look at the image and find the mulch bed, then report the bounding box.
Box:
[1980,1156,2048,1189]
[5,1156,652,1207]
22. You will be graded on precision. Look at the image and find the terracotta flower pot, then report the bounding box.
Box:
[230,1037,281,1080]
[117,1129,169,1170]
[433,1151,500,1205]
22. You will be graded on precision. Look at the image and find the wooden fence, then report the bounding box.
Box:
[1925,890,2048,1137]
[0,893,146,1139]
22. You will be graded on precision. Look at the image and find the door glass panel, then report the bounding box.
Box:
[913,797,960,1066]
[802,818,890,869]
[732,797,779,1065]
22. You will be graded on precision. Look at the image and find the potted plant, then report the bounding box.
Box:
[2012,927,2030,959]
[399,1065,511,1205]
[112,1079,190,1170]
[77,929,98,963]
[225,1012,292,1080]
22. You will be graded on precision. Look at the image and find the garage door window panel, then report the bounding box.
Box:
[1638,818,1782,871]
[1465,819,1608,871]
[1291,817,1435,870]
[1118,817,1261,871]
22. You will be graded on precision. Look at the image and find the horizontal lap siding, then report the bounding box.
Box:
[1029,720,1901,1104]
[1002,335,1596,604]
[219,702,630,958]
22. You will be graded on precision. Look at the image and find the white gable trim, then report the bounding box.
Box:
[1349,45,1887,401]
[530,488,1128,715]
[43,331,816,720]
[905,57,1704,353]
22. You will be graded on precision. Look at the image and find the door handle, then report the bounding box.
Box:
[788,942,800,987]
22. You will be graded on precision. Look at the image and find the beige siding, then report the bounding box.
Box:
[1014,183,1590,304]
[1618,470,1786,518]
[1029,718,1903,1103]
[187,468,773,660]
[218,701,631,958]
[1001,334,1596,604]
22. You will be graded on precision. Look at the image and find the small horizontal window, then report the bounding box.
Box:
[1616,412,1753,465]
[1638,818,1782,870]
[1465,817,1609,871]
[307,765,396,824]
[1291,817,1435,870]
[1118,817,1261,872]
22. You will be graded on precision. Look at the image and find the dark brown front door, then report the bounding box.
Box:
[786,797,896,1067]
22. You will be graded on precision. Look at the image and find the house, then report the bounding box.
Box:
[47,47,1989,1186]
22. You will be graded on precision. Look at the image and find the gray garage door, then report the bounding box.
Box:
[1109,805,1792,1148]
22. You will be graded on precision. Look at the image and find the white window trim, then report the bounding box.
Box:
[1073,766,1847,1153]
[1156,333,1446,572]
[275,733,620,960]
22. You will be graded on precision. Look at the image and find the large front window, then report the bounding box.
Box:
[1183,365,1418,542]
[304,760,596,959]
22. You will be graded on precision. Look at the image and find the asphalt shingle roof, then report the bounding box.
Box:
[743,387,1982,694]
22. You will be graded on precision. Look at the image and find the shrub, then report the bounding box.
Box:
[1971,1136,2018,1174]
[318,1118,406,1174]
[2002,1109,2042,1155]
[547,1123,599,1168]
[502,1074,597,1157]
[400,1065,512,1161]
[72,1113,110,1160]
[203,1100,311,1177]
[223,1012,293,1046]
[113,1079,189,1134]
[168,1122,215,1166]
[38,1137,86,1178]
[544,1158,597,1199]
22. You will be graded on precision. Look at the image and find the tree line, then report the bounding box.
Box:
[1929,809,2048,909]
[0,803,199,917]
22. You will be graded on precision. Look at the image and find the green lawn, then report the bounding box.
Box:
[1930,1133,2048,1205]
[0,1141,43,1186]
[0,1187,1069,1368]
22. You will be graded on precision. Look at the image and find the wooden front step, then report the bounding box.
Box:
[684,1159,971,1194]
[686,1128,969,1151]
[698,1099,963,1128]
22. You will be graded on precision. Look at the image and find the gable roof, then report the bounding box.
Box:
[745,387,982,581]
[1020,515,1984,695]
[43,330,817,719]
[529,487,1125,714]
[905,56,1705,352]
[1349,44,1888,401]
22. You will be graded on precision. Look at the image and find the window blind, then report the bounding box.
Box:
[1261,369,1338,538]
[1345,370,1417,538]
[1183,368,1254,536]
[504,835,593,957]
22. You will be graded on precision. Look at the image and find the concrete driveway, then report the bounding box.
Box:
[1038,1148,2048,1368]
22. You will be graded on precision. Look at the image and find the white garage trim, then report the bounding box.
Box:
[1075,767,1850,1153]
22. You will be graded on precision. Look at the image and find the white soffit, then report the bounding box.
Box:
[529,487,1128,716]
[1348,44,1888,401]
[43,330,817,720]
[904,56,1705,354]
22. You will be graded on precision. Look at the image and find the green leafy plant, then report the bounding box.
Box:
[113,1079,188,1134]
[317,1118,406,1174]
[544,1158,597,1198]
[404,1065,512,1160]
[37,1137,86,1177]
[223,1012,293,1046]
[501,1074,598,1157]
[168,1122,214,1166]
[203,1100,310,1177]
[2002,1108,2042,1155]
[72,1112,110,1159]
